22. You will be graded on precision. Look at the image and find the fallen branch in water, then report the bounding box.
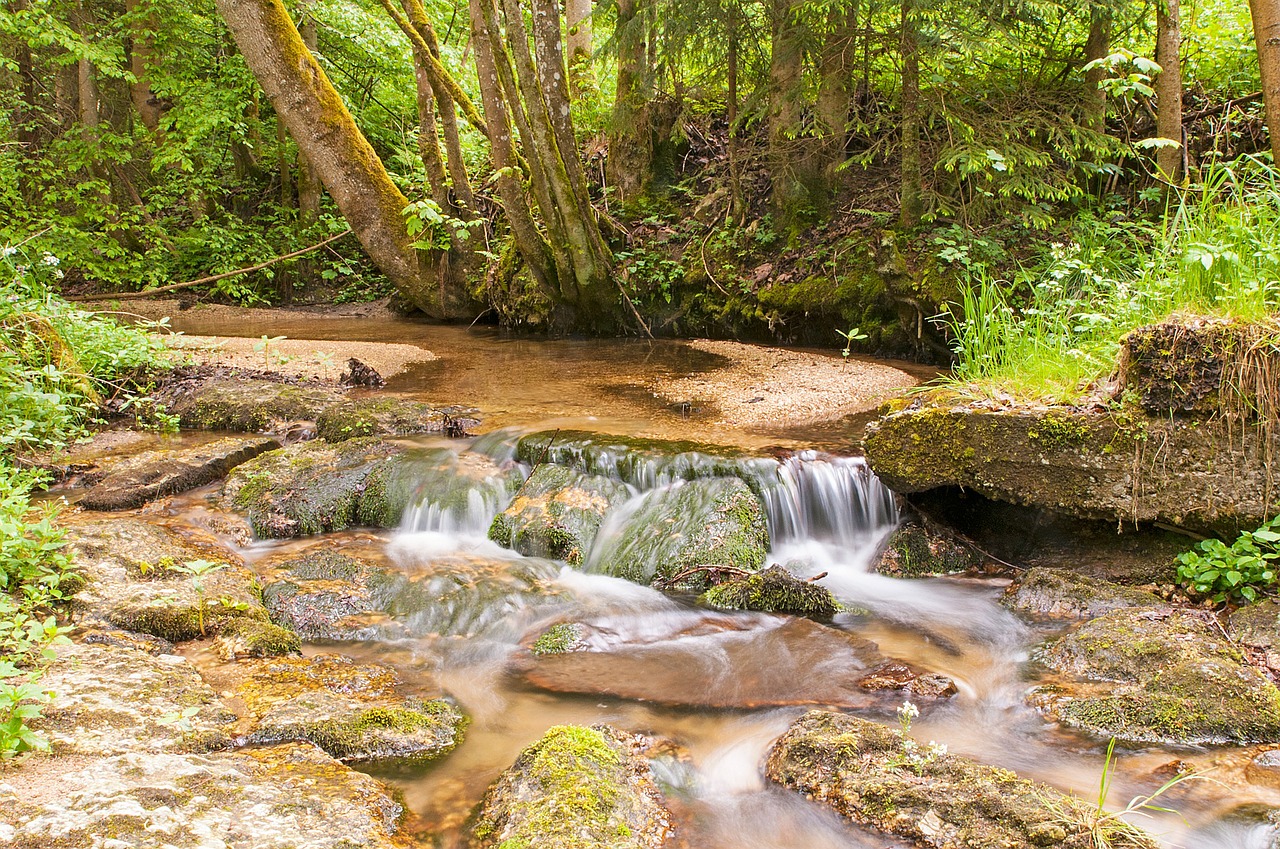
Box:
[68,229,354,302]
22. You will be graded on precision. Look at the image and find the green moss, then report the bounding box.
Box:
[531,623,585,655]
[221,618,302,657]
[1027,414,1093,449]
[700,565,837,618]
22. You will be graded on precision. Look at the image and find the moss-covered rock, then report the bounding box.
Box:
[214,617,302,660]
[259,545,393,641]
[234,654,466,764]
[1034,610,1280,744]
[78,435,282,510]
[1118,317,1238,416]
[875,523,980,577]
[1003,568,1165,619]
[489,464,630,564]
[864,395,1280,532]
[3,743,410,849]
[316,396,479,442]
[700,564,837,617]
[65,517,269,642]
[590,477,769,591]
[765,710,1145,849]
[222,437,416,537]
[530,622,588,655]
[32,640,237,756]
[1228,599,1280,652]
[470,724,673,849]
[151,370,345,431]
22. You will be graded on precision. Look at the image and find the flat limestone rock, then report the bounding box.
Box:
[65,516,270,642]
[470,724,673,849]
[32,640,236,756]
[150,368,346,432]
[519,616,894,709]
[488,463,630,564]
[766,710,1149,849]
[1,743,408,849]
[79,435,281,510]
[316,397,479,442]
[1002,568,1164,620]
[1035,610,1280,744]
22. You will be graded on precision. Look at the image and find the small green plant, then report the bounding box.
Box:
[253,335,287,371]
[156,705,201,732]
[836,326,869,362]
[888,700,947,776]
[1176,515,1280,604]
[168,559,228,636]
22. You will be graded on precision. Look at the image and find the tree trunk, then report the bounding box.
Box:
[767,0,809,222]
[899,0,923,227]
[607,0,651,204]
[10,0,38,155]
[816,2,857,185]
[1155,0,1183,181]
[566,0,592,96]
[1250,0,1280,164]
[296,1,321,229]
[215,0,473,318]
[1083,7,1109,131]
[125,0,163,131]
[727,5,744,223]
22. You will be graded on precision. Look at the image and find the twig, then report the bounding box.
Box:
[616,279,654,339]
[67,229,354,302]
[509,429,559,501]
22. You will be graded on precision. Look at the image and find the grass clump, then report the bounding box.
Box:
[940,157,1280,402]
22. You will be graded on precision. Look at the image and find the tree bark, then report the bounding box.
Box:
[607,0,651,203]
[215,0,474,318]
[125,0,163,131]
[1083,7,1109,131]
[296,0,321,229]
[727,4,744,223]
[900,0,923,227]
[10,0,38,155]
[1154,0,1183,181]
[816,2,857,185]
[565,0,592,96]
[1250,0,1280,164]
[767,0,808,222]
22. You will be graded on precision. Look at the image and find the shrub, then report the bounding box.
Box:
[1176,515,1280,604]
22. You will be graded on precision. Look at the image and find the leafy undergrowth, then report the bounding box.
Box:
[0,240,170,758]
[940,156,1280,403]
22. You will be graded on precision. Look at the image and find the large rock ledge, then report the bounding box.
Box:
[765,710,1153,849]
[865,401,1277,530]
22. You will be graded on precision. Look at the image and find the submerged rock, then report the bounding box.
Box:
[470,724,673,849]
[488,463,630,564]
[78,435,281,511]
[590,477,769,591]
[530,622,589,655]
[33,640,236,756]
[3,743,409,849]
[855,662,959,699]
[1003,568,1164,619]
[222,437,414,537]
[765,710,1141,849]
[520,616,900,709]
[316,396,479,442]
[1035,610,1280,744]
[66,517,269,642]
[699,564,838,618]
[235,653,466,763]
[874,522,980,577]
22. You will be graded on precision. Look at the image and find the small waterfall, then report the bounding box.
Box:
[398,446,525,537]
[760,452,898,547]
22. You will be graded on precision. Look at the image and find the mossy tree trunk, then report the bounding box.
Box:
[607,0,651,204]
[767,0,812,226]
[215,0,476,319]
[1154,0,1183,182]
[1083,7,1110,132]
[566,0,593,97]
[899,0,923,228]
[816,3,857,185]
[1250,0,1280,165]
[125,0,163,132]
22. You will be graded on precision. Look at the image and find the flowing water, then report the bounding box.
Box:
[137,318,1280,848]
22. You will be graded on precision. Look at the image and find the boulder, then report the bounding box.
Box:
[78,435,280,510]
[2,743,409,849]
[488,463,630,564]
[65,517,269,642]
[1002,568,1165,619]
[699,564,838,618]
[590,478,768,591]
[470,724,673,849]
[222,438,414,537]
[150,367,345,431]
[875,522,981,577]
[315,397,480,442]
[233,653,466,763]
[864,399,1280,532]
[32,640,236,756]
[1229,599,1280,652]
[1034,610,1280,744]
[765,710,1148,849]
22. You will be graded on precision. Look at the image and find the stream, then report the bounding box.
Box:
[140,317,1280,848]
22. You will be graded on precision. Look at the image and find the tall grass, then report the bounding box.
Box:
[943,156,1280,401]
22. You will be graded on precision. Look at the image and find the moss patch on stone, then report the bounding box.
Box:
[875,523,979,577]
[1035,610,1280,744]
[316,397,476,442]
[1003,568,1164,620]
[700,564,837,618]
[215,617,302,659]
[471,725,672,849]
[488,464,629,564]
[531,623,587,655]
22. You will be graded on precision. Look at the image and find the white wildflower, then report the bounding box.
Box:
[1,246,16,257]
[41,253,59,266]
